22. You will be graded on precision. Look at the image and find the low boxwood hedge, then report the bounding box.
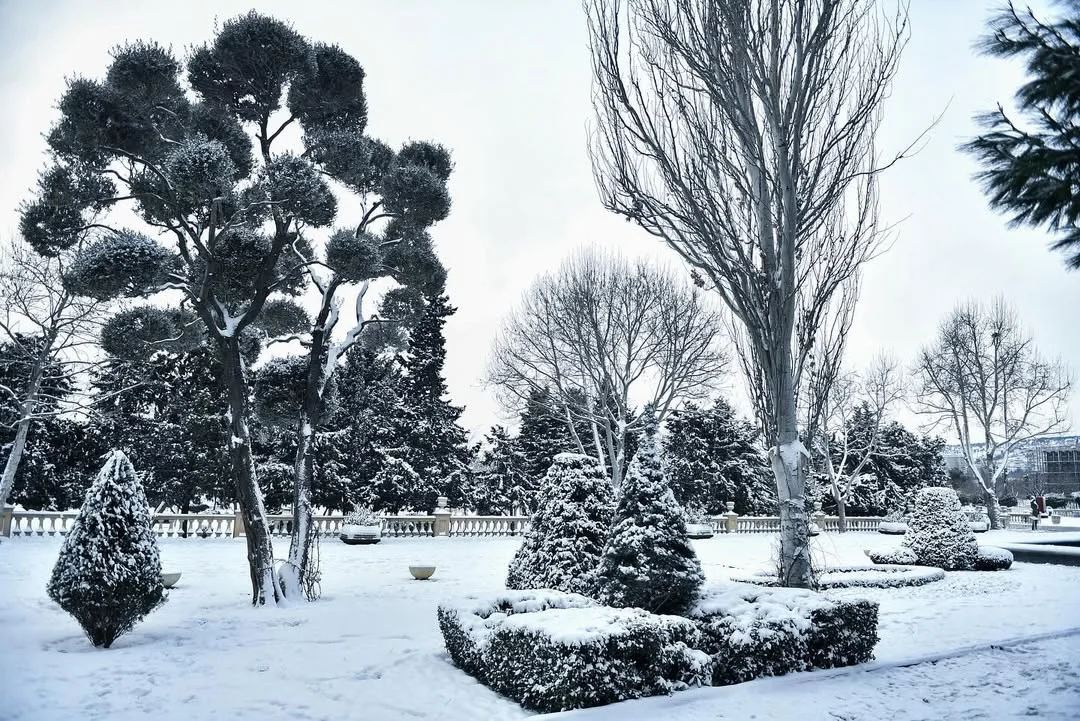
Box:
[438,590,709,712]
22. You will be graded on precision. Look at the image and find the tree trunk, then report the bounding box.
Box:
[835,493,848,533]
[220,341,281,605]
[984,488,1002,530]
[0,346,49,510]
[771,372,814,589]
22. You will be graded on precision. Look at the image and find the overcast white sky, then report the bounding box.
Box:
[0,0,1075,440]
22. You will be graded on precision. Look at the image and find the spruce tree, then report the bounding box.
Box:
[47,451,165,647]
[597,407,704,615]
[517,387,580,486]
[472,425,530,515]
[506,453,614,596]
[664,400,776,514]
[393,294,472,510]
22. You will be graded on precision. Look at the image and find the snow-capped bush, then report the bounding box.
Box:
[974,546,1014,571]
[687,583,878,685]
[506,453,614,596]
[878,509,909,535]
[344,506,380,526]
[46,451,166,648]
[817,565,945,589]
[597,409,704,615]
[438,590,709,713]
[902,487,979,571]
[866,546,919,565]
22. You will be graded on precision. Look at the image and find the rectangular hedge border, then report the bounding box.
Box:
[438,590,709,712]
[438,585,879,712]
[687,584,878,684]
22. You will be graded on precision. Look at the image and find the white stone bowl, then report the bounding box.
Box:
[162,572,182,588]
[409,565,436,580]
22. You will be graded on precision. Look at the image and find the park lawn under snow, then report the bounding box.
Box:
[2,530,1079,721]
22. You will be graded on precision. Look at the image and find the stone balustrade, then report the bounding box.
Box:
[1,506,890,539]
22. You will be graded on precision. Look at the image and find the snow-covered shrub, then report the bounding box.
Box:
[865,546,919,565]
[506,453,614,596]
[687,583,878,684]
[46,451,166,647]
[438,590,709,713]
[902,487,979,571]
[974,546,1014,571]
[816,565,945,589]
[597,409,704,615]
[878,509,909,535]
[344,506,380,526]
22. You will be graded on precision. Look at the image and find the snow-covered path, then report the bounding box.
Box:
[1,530,1078,721]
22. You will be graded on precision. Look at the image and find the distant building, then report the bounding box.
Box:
[941,435,1080,498]
[1035,442,1080,495]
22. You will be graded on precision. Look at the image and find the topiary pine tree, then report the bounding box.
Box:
[597,406,704,615]
[46,451,165,648]
[902,487,979,571]
[20,12,455,604]
[506,453,614,596]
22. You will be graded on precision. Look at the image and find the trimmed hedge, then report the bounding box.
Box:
[687,583,878,685]
[818,564,945,589]
[438,590,708,712]
[865,547,919,565]
[975,546,1014,571]
[439,586,880,711]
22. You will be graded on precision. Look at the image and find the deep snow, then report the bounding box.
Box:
[1,530,1079,720]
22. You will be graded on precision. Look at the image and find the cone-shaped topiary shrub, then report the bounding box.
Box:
[47,450,166,647]
[506,453,614,596]
[902,487,979,571]
[597,407,704,614]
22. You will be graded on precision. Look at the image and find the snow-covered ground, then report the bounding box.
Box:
[2,530,1079,721]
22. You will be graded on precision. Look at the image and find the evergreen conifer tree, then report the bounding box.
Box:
[506,453,614,596]
[597,407,704,615]
[47,451,165,647]
[664,400,776,514]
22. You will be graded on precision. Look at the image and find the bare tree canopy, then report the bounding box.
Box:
[585,0,908,586]
[487,248,728,488]
[915,298,1071,528]
[815,353,905,531]
[0,236,110,510]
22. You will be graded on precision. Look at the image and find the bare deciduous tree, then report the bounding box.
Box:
[488,248,728,488]
[0,237,110,510]
[815,354,904,531]
[585,0,907,585]
[915,298,1071,529]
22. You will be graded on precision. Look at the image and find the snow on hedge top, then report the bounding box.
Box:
[688,582,835,634]
[500,605,698,647]
[441,589,596,649]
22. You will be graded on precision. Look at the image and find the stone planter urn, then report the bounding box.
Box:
[1051,514,1062,525]
[162,572,182,588]
[409,565,436,580]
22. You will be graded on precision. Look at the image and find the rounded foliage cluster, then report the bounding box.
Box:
[253,355,337,428]
[288,42,368,133]
[901,488,979,571]
[188,12,309,122]
[46,451,166,648]
[65,231,174,300]
[20,166,116,256]
[253,298,310,339]
[262,154,337,227]
[100,306,198,361]
[325,229,382,282]
[506,453,614,597]
[163,136,236,210]
[380,164,450,227]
